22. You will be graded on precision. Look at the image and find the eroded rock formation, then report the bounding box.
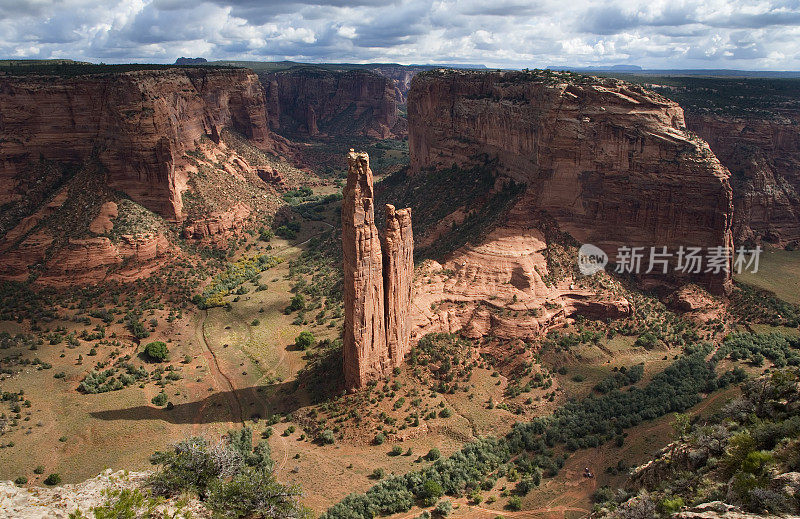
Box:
[382,204,414,364]
[342,150,413,389]
[263,68,403,139]
[685,112,800,243]
[408,70,734,294]
[0,67,273,220]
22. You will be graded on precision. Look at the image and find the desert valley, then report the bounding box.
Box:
[1,43,800,519]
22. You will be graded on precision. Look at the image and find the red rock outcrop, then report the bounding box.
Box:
[342,150,414,389]
[182,202,252,244]
[0,67,273,220]
[382,204,414,364]
[408,70,734,294]
[410,203,632,342]
[256,167,287,190]
[263,68,401,139]
[685,112,800,243]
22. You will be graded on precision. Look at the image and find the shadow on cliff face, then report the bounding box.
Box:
[89,381,305,424]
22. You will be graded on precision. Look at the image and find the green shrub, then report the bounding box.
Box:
[434,499,452,516]
[126,318,150,340]
[207,466,310,519]
[506,496,522,511]
[151,392,168,406]
[14,476,27,485]
[421,479,444,506]
[295,331,315,350]
[425,447,441,461]
[44,473,61,485]
[289,294,306,312]
[661,496,685,513]
[319,429,335,445]
[144,341,169,362]
[148,428,275,499]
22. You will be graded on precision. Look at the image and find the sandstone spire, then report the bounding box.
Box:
[383,204,414,364]
[342,149,388,389]
[342,150,414,390]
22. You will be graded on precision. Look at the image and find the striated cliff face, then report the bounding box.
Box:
[342,150,413,390]
[263,68,402,139]
[369,65,428,104]
[0,67,273,220]
[408,70,734,294]
[685,112,800,243]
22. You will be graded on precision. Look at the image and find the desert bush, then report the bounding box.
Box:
[425,448,441,461]
[207,466,310,519]
[148,428,275,499]
[295,331,315,350]
[434,499,452,516]
[319,430,335,445]
[421,479,444,506]
[151,392,168,406]
[144,341,169,362]
[44,473,61,485]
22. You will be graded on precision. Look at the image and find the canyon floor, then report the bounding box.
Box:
[2,133,800,517]
[3,234,797,516]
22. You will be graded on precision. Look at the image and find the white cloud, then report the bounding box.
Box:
[0,0,798,69]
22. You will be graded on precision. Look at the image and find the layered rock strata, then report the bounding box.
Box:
[262,68,402,139]
[0,67,272,220]
[685,112,800,243]
[342,150,413,389]
[408,70,734,294]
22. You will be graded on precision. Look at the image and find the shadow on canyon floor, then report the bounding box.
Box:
[89,381,309,424]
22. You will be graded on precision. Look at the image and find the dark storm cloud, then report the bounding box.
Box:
[460,1,545,17]
[579,4,696,34]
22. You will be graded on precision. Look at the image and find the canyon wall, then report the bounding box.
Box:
[263,68,402,139]
[685,112,800,243]
[0,67,273,220]
[408,70,734,293]
[342,150,413,389]
[369,65,430,104]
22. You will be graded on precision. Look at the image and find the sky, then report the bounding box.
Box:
[1,0,800,69]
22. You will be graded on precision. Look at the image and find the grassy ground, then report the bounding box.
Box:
[6,165,800,517]
[735,248,800,304]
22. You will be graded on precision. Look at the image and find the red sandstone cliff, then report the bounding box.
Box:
[263,68,402,139]
[342,150,413,389]
[0,67,286,285]
[685,112,800,243]
[408,70,734,294]
[0,67,273,220]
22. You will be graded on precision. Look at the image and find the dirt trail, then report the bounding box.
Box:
[199,309,245,425]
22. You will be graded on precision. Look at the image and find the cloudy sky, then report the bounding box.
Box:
[1,0,799,69]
